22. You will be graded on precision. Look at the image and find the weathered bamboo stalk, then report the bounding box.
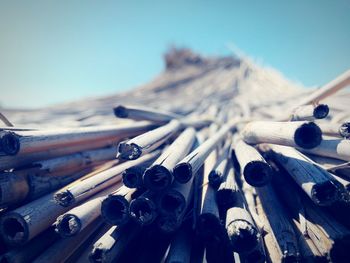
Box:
[225,188,260,255]
[234,138,272,187]
[89,223,140,263]
[129,191,158,226]
[0,228,58,263]
[114,104,183,123]
[216,164,238,210]
[241,121,322,149]
[256,184,300,262]
[196,150,224,244]
[157,172,194,232]
[101,186,140,225]
[143,127,196,191]
[208,138,232,189]
[272,167,350,262]
[291,104,329,121]
[173,121,236,183]
[54,151,160,207]
[264,144,343,206]
[316,121,350,139]
[0,193,73,245]
[33,220,103,263]
[117,120,181,160]
[295,69,350,106]
[122,157,155,188]
[298,137,350,162]
[54,183,122,237]
[0,140,118,171]
[0,122,156,156]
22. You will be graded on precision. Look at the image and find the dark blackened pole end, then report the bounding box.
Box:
[294,122,322,149]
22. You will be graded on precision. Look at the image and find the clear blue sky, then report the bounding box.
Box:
[0,0,349,108]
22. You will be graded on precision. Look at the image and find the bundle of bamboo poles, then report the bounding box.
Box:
[0,55,349,263]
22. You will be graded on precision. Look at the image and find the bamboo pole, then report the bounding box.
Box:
[54,183,122,237]
[208,138,232,189]
[101,186,140,226]
[129,191,158,226]
[263,144,344,206]
[242,121,323,149]
[157,176,194,233]
[256,184,300,262]
[89,223,140,263]
[143,127,196,191]
[196,150,225,244]
[272,168,350,262]
[54,151,160,207]
[117,120,181,160]
[298,137,350,162]
[0,122,156,156]
[173,121,236,183]
[114,105,182,123]
[291,104,329,121]
[0,140,118,171]
[294,69,350,106]
[122,159,155,189]
[315,121,350,139]
[216,164,238,210]
[33,220,102,263]
[234,138,272,187]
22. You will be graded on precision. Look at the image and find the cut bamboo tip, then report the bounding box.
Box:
[55,214,81,237]
[0,131,20,155]
[208,170,223,189]
[122,167,144,188]
[294,122,322,149]
[339,122,350,138]
[311,181,341,206]
[129,196,157,226]
[227,220,259,253]
[113,105,129,118]
[313,104,329,119]
[117,142,142,160]
[101,195,130,225]
[173,163,192,184]
[243,161,272,187]
[0,212,28,246]
[54,191,75,207]
[143,165,173,191]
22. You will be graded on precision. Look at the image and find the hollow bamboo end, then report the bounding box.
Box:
[159,190,186,217]
[339,122,350,138]
[173,163,192,184]
[0,132,20,156]
[117,143,142,160]
[0,212,29,246]
[313,104,329,119]
[227,220,259,253]
[54,191,75,207]
[101,195,130,226]
[122,167,143,188]
[129,197,157,226]
[208,171,222,190]
[55,214,81,237]
[143,165,172,191]
[243,161,272,187]
[311,181,339,206]
[294,122,322,149]
[113,105,128,118]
